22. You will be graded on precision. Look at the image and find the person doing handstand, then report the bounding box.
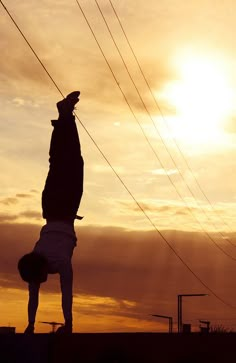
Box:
[18,91,84,334]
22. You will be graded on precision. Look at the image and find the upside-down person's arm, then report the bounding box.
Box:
[24,282,40,334]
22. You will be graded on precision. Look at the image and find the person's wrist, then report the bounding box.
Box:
[24,323,35,334]
[65,320,72,327]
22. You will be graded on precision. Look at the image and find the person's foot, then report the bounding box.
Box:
[57,91,80,118]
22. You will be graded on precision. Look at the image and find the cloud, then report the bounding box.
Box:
[0,210,42,223]
[151,168,178,176]
[4,222,235,294]
[19,210,42,220]
[30,189,39,194]
[0,213,18,223]
[0,193,34,205]
[15,193,32,199]
[72,293,136,319]
[1,0,236,331]
[12,97,40,109]
[0,191,41,225]
[118,200,191,216]
[0,222,235,332]
[0,40,48,90]
[0,197,18,206]
[12,97,25,107]
[0,2,176,115]
[91,164,125,175]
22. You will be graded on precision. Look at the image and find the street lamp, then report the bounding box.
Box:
[152,314,173,333]
[177,294,208,333]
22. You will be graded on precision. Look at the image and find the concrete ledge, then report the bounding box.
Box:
[0,333,235,363]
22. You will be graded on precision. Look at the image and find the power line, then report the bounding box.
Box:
[79,0,236,261]
[76,1,236,304]
[0,1,64,98]
[108,0,236,248]
[73,4,192,203]
[1,0,235,310]
[94,0,236,256]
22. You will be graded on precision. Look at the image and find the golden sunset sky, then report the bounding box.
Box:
[0,0,236,333]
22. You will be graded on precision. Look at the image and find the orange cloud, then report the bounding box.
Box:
[0,197,18,206]
[0,221,235,332]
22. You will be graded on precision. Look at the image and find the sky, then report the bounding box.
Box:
[0,0,236,333]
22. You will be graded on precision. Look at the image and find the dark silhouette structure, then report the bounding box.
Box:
[18,91,84,334]
[39,321,64,333]
[1,332,235,363]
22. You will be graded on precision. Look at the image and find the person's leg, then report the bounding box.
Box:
[42,92,84,221]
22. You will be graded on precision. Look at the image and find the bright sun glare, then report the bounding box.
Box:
[164,53,235,145]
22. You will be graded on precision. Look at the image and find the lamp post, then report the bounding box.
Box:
[152,314,173,333]
[177,294,208,333]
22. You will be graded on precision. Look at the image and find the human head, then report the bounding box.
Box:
[18,252,48,283]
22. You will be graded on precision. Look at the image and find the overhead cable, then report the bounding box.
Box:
[108,0,236,248]
[1,0,235,309]
[78,0,236,261]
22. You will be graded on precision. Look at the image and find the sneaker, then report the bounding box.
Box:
[57,91,80,118]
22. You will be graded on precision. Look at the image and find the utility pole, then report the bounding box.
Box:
[152,314,173,333]
[177,294,208,333]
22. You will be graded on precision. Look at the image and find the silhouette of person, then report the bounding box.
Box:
[18,91,84,334]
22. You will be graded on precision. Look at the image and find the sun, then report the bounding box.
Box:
[163,52,235,145]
